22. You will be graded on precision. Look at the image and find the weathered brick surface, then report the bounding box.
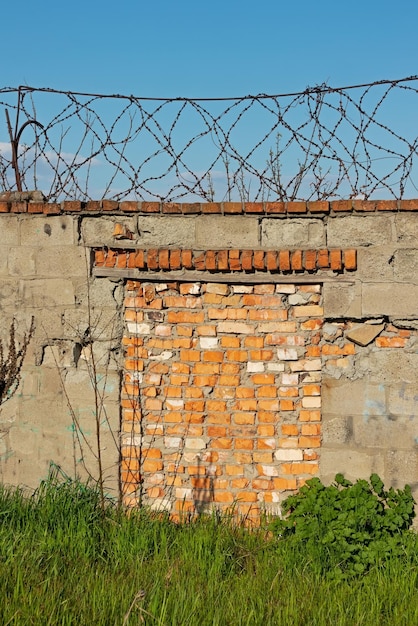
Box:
[122,280,323,515]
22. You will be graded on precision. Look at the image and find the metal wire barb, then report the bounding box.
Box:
[0,76,417,202]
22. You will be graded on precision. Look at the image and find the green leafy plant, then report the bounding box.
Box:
[271,473,416,578]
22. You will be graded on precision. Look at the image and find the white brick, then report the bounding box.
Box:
[206,283,229,295]
[277,348,298,361]
[275,284,296,294]
[165,399,184,410]
[275,449,303,461]
[164,437,182,448]
[247,362,265,372]
[149,350,173,361]
[232,285,254,293]
[218,322,253,334]
[261,465,279,477]
[185,438,206,450]
[290,359,322,372]
[176,488,193,499]
[200,337,218,349]
[127,322,151,335]
[302,397,322,408]
[266,363,285,372]
[281,373,299,386]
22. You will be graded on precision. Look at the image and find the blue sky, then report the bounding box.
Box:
[1,1,418,201]
[3,0,417,98]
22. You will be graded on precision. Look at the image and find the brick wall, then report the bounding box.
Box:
[1,198,418,509]
[121,280,323,518]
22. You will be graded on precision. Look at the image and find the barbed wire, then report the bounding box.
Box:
[0,76,417,202]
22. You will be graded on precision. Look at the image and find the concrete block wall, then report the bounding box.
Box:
[1,197,418,510]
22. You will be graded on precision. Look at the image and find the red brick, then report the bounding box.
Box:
[308,201,329,213]
[206,250,217,271]
[244,202,264,213]
[241,250,253,271]
[353,200,376,212]
[181,249,193,269]
[265,202,286,214]
[266,250,278,271]
[217,250,229,270]
[202,202,222,214]
[162,203,181,214]
[304,250,317,271]
[343,249,357,270]
[330,249,342,271]
[317,249,329,268]
[170,249,182,270]
[278,250,291,272]
[141,202,160,213]
[399,199,418,211]
[291,250,303,271]
[287,201,306,213]
[223,202,242,214]
[253,250,265,270]
[331,200,352,212]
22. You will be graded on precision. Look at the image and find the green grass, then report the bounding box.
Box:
[1,472,418,625]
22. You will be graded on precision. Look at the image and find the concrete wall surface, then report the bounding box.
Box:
[0,198,418,512]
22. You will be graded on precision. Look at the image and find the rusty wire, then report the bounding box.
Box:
[0,76,417,202]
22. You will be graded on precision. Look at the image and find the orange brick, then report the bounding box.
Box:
[252,374,275,385]
[281,462,319,475]
[291,250,303,271]
[233,411,255,425]
[244,337,265,349]
[194,363,219,374]
[213,492,234,503]
[241,250,253,271]
[234,452,252,464]
[206,400,227,411]
[203,350,224,362]
[236,491,258,503]
[225,464,244,476]
[257,424,275,436]
[236,387,255,398]
[253,250,265,270]
[142,460,163,472]
[168,311,205,323]
[330,249,342,271]
[343,249,357,270]
[211,437,233,449]
[299,410,321,422]
[232,478,251,489]
[266,250,278,271]
[301,423,321,435]
[225,350,247,362]
[281,424,299,436]
[273,477,297,490]
[252,478,273,490]
[207,412,231,424]
[235,438,254,450]
[279,250,291,272]
[180,349,201,362]
[220,336,240,348]
[197,325,217,336]
[302,384,321,396]
[280,400,294,411]
[193,375,217,386]
[375,336,407,348]
[208,425,228,437]
[298,436,321,448]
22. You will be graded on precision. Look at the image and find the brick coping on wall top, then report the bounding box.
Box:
[1,198,418,215]
[94,248,357,273]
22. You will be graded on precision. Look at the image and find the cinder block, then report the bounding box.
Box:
[261,218,325,248]
[196,216,259,247]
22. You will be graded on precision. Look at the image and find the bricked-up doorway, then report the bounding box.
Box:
[121,279,323,520]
